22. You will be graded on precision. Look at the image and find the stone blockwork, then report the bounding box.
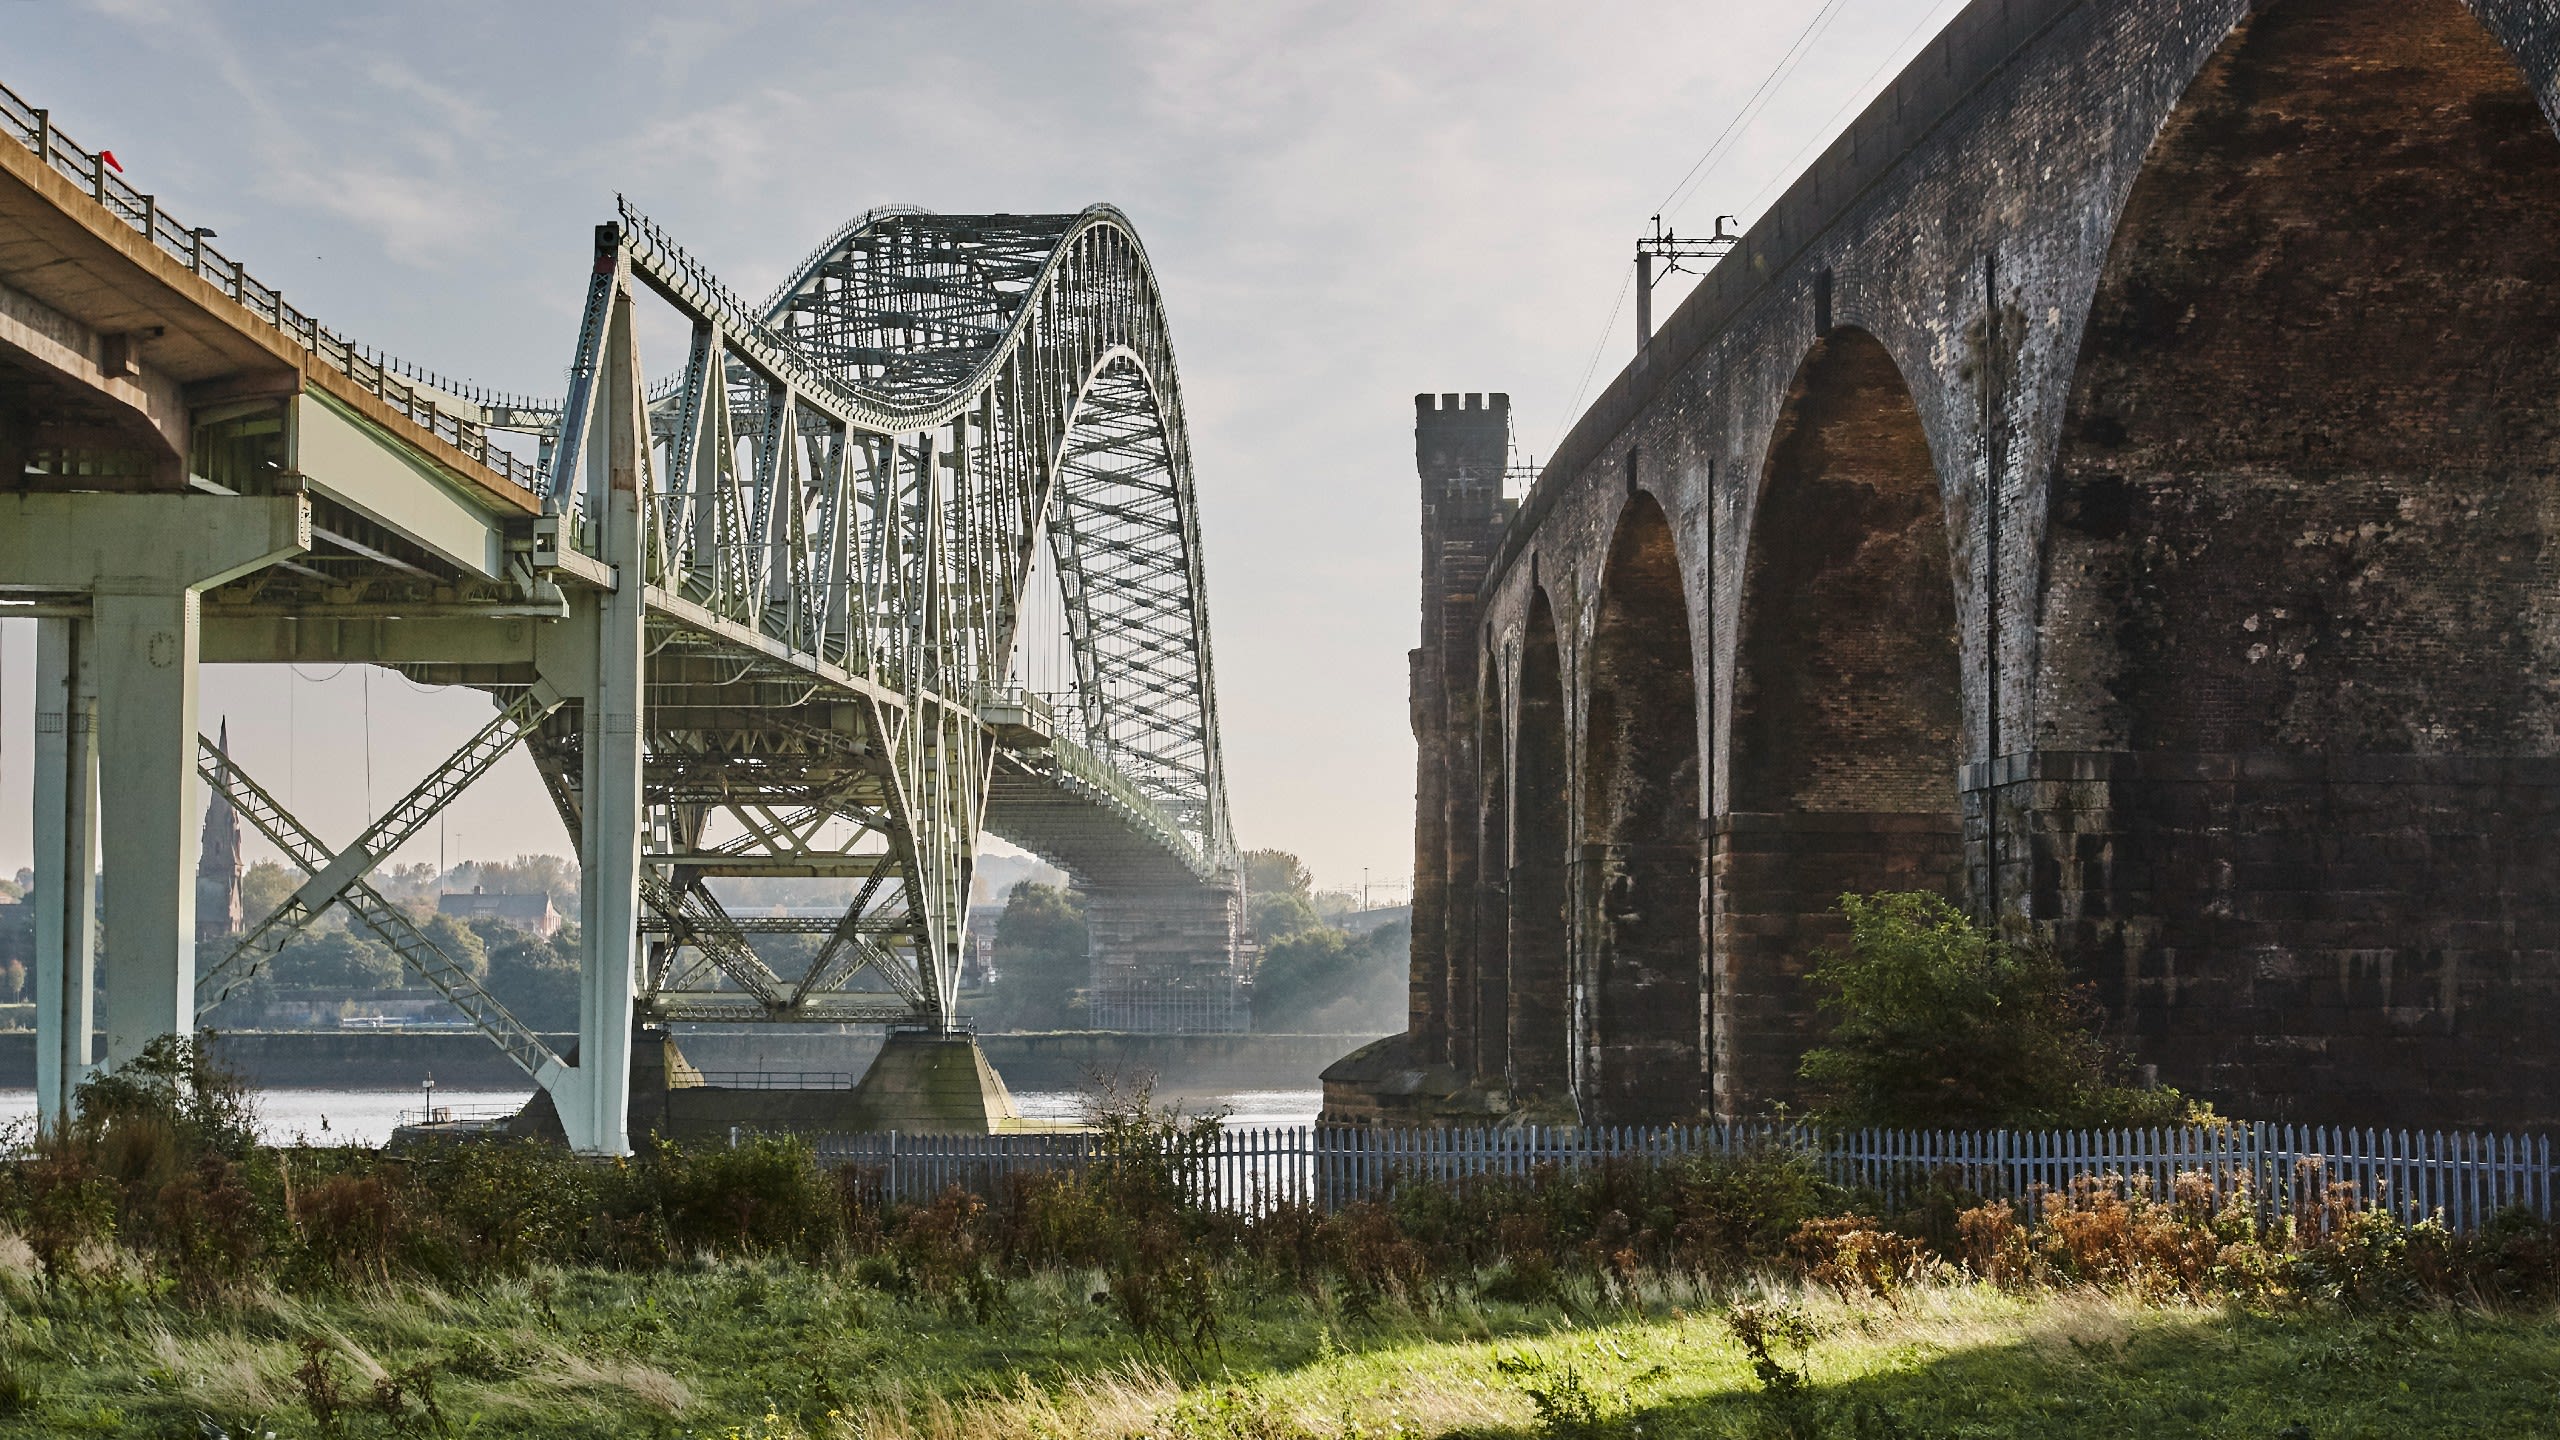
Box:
[1402,394,1513,1064]
[1333,0,2560,1131]
[1580,495,1704,1123]
[1326,395,1513,1122]
[1505,596,1571,1104]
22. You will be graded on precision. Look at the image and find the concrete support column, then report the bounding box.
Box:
[1,492,307,1096]
[92,587,203,1064]
[30,617,98,1129]
[566,617,642,1154]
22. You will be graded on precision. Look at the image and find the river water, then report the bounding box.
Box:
[0,1086,1323,1146]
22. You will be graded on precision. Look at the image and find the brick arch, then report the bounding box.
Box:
[1581,493,1704,1123]
[1508,586,1571,1102]
[2034,0,2560,1124]
[1472,643,1510,1083]
[1717,326,1962,1115]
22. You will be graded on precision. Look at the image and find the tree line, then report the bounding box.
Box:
[972,848,1406,1033]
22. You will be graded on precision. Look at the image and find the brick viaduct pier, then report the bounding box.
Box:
[1327,0,2560,1131]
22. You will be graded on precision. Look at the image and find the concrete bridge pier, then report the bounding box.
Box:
[5,492,308,1124]
[29,616,98,1128]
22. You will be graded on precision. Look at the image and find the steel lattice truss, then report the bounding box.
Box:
[523,202,1238,1028]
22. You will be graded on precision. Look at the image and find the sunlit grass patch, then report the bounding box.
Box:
[4,1265,2559,1438]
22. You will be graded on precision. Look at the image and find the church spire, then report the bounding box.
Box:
[196,718,244,942]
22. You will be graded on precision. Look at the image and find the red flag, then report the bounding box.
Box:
[98,149,123,173]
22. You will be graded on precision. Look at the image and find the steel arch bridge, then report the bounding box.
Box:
[519,201,1244,1036]
[0,77,1246,1152]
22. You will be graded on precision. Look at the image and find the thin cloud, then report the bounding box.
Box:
[7,0,1953,888]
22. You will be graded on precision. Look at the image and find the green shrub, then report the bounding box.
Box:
[69,1032,260,1160]
[0,1356,38,1414]
[20,1032,2560,1328]
[1798,892,2192,1129]
[639,1133,840,1258]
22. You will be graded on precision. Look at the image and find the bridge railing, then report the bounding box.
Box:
[786,1120,2560,1230]
[1040,724,1207,872]
[0,80,542,494]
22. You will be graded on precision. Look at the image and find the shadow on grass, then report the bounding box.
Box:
[1457,1303,2559,1440]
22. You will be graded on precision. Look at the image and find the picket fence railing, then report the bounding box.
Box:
[780,1121,2557,1232]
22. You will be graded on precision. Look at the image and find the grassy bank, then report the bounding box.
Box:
[12,1040,2560,1437]
[4,1260,2558,1438]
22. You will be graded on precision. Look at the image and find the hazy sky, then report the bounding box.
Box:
[0,0,1967,895]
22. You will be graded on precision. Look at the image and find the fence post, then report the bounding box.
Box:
[2265,1122,2282,1233]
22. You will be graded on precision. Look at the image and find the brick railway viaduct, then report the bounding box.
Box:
[1326,0,2560,1130]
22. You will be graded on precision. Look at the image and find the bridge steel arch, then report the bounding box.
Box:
[0,74,1246,1154]
[1352,0,2560,1132]
[536,201,1248,1058]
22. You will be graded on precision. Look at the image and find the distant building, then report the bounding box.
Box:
[196,719,244,941]
[964,904,1005,987]
[437,887,561,937]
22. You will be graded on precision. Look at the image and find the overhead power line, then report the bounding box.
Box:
[1550,0,1857,461]
[1552,265,1635,462]
[1551,0,1971,461]
[1736,0,1975,222]
[1657,0,1854,222]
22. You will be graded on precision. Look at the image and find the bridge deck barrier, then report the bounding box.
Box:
[0,79,541,492]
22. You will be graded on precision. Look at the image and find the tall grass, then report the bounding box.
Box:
[9,1038,2560,1337]
[11,1047,2560,1436]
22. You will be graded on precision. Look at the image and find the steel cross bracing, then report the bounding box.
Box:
[507,202,1239,1030]
[197,682,565,1009]
[194,739,564,1082]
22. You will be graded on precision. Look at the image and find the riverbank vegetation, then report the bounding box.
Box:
[7,895,2558,1436]
[6,1039,2560,1437]
[10,1257,2560,1439]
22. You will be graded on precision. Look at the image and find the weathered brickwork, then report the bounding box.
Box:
[1507,595,1572,1102]
[1717,329,1965,1112]
[1581,494,1705,1122]
[1405,394,1512,1066]
[1471,688,1511,1082]
[1333,0,2560,1130]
